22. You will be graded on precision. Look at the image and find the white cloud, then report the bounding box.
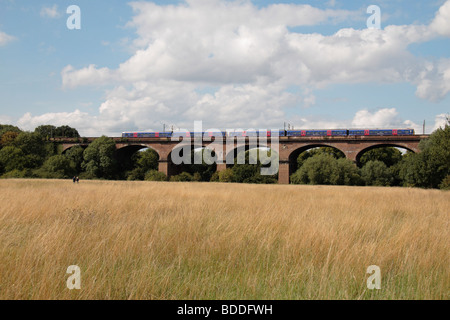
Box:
[40,5,61,19]
[414,59,450,102]
[352,108,401,128]
[0,31,15,46]
[62,65,116,89]
[55,0,450,135]
[432,113,449,131]
[430,0,450,37]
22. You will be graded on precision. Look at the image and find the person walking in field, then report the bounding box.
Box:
[73,176,76,183]
[76,177,79,183]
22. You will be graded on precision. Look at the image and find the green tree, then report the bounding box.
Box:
[398,123,450,188]
[34,125,57,139]
[145,170,167,182]
[335,158,363,186]
[82,136,118,179]
[361,160,392,186]
[0,124,21,138]
[0,146,27,172]
[231,149,278,183]
[65,146,84,173]
[296,147,345,170]
[218,168,234,182]
[136,148,159,171]
[54,125,80,138]
[359,147,403,168]
[40,155,76,178]
[291,153,338,185]
[14,132,47,160]
[170,172,194,182]
[0,131,19,148]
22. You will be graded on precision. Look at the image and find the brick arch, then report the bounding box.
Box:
[61,144,88,153]
[225,144,278,168]
[355,143,417,165]
[286,143,347,176]
[115,143,163,159]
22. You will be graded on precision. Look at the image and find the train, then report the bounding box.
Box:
[122,128,415,138]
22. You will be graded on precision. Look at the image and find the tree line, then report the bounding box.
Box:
[0,122,448,189]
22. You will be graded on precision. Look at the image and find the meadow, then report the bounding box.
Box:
[0,179,448,300]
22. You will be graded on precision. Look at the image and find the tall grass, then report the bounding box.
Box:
[0,179,448,299]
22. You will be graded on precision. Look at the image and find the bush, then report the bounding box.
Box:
[361,160,392,186]
[145,170,167,182]
[210,172,220,182]
[170,172,194,182]
[439,175,450,190]
[1,169,35,179]
[41,155,76,178]
[291,153,338,185]
[219,168,235,182]
[335,158,363,186]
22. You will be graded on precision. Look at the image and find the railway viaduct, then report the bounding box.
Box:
[58,135,427,184]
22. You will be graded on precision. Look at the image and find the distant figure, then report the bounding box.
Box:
[73,176,76,183]
[76,177,79,184]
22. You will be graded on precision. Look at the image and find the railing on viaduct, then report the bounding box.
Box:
[57,135,428,184]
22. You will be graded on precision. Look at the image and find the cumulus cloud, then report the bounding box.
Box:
[0,31,15,46]
[430,0,450,37]
[40,5,61,19]
[414,59,450,102]
[352,108,401,128]
[55,0,450,135]
[432,113,449,131]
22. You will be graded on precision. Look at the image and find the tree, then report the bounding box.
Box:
[296,147,345,170]
[136,148,159,171]
[54,125,80,138]
[0,146,27,172]
[218,168,234,182]
[34,125,57,139]
[170,172,194,182]
[335,158,363,186]
[359,147,403,168]
[186,148,217,182]
[65,146,84,173]
[398,123,450,188]
[14,132,46,159]
[291,153,339,185]
[40,155,76,178]
[82,136,118,179]
[0,131,19,148]
[231,149,278,183]
[0,124,21,138]
[361,160,392,186]
[144,170,167,181]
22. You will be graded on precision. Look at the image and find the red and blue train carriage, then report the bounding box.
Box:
[122,128,415,138]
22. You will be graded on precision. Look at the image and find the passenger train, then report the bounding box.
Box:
[122,128,415,138]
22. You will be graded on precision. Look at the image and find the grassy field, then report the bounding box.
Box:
[0,179,448,300]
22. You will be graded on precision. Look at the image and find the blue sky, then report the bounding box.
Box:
[0,0,449,136]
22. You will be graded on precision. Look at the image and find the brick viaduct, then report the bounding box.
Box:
[59,135,427,184]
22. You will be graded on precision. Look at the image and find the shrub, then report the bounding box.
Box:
[361,160,392,186]
[145,170,167,182]
[439,175,450,190]
[170,172,194,182]
[219,168,234,182]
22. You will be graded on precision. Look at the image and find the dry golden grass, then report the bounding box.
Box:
[0,179,448,300]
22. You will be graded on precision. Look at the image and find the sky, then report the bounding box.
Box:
[0,0,449,136]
